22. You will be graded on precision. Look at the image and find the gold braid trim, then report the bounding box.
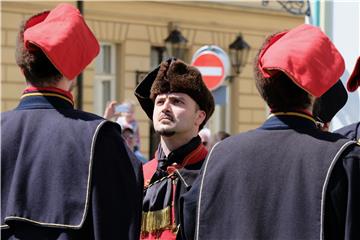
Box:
[141,206,174,233]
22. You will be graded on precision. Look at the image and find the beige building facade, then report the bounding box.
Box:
[1,1,303,157]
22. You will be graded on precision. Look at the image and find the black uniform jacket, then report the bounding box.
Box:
[182,112,360,240]
[1,88,143,240]
[141,136,206,240]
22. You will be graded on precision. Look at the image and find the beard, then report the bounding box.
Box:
[155,129,176,137]
[154,113,176,137]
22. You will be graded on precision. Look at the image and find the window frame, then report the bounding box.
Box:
[94,42,116,116]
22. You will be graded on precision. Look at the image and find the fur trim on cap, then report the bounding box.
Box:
[135,58,214,129]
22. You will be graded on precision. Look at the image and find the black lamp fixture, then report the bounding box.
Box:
[164,24,188,60]
[229,33,250,76]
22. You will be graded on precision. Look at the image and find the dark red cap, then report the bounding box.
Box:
[347,56,360,92]
[258,24,345,97]
[23,3,99,80]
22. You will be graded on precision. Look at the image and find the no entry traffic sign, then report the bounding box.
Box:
[191,46,230,91]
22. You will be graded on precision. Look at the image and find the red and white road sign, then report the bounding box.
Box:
[191,51,225,91]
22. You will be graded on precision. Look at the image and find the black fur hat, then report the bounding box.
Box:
[135,58,215,129]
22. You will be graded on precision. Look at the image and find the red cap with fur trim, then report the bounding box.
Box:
[258,24,345,97]
[347,57,360,92]
[23,3,99,80]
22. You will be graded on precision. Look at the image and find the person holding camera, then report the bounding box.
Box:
[104,100,142,152]
[1,4,143,239]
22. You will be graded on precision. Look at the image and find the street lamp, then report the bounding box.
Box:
[228,34,250,76]
[164,25,188,60]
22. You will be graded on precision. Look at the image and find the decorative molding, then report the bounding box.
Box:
[87,19,128,42]
[262,0,311,16]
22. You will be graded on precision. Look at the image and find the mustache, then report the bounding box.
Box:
[159,112,174,121]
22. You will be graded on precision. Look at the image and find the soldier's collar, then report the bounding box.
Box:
[21,86,74,106]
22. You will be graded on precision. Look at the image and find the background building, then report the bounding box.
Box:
[1,1,304,158]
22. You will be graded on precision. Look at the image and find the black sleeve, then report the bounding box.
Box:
[325,144,360,240]
[334,123,360,141]
[90,122,143,240]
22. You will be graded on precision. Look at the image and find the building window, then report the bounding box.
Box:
[94,43,116,115]
[151,46,166,68]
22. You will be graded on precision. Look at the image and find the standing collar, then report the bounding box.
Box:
[157,135,203,167]
[17,86,74,110]
[150,135,207,183]
[261,111,318,130]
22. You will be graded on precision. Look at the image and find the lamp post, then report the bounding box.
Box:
[76,0,83,110]
[164,25,188,60]
[228,34,250,76]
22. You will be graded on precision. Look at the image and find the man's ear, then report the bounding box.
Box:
[195,110,206,128]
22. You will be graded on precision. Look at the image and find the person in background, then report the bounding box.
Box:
[104,100,141,151]
[335,56,360,141]
[198,127,211,149]
[122,127,148,164]
[209,130,231,149]
[1,4,143,239]
[134,58,214,240]
[186,24,360,240]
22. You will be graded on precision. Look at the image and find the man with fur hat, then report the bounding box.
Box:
[335,56,360,141]
[134,58,214,240]
[1,4,143,239]
[187,24,360,240]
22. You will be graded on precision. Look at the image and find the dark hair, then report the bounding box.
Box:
[122,127,134,135]
[253,35,312,111]
[15,17,62,87]
[214,131,230,141]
